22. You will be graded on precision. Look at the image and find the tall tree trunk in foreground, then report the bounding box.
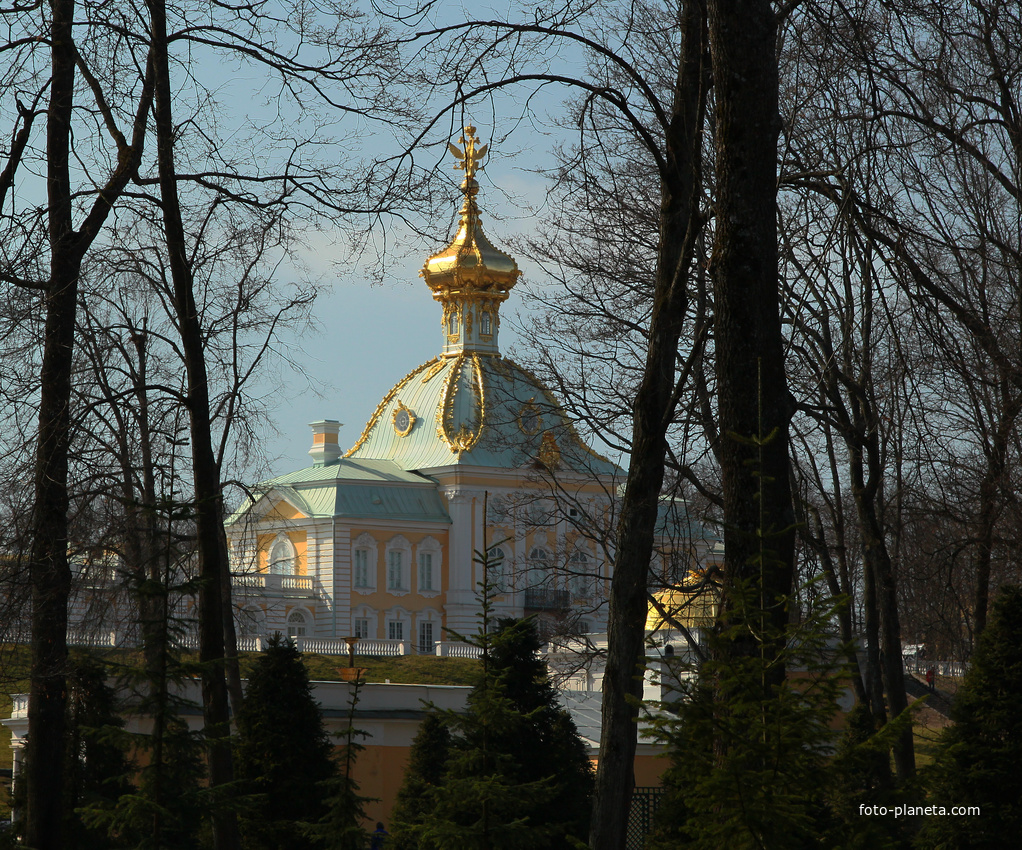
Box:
[706,0,795,676]
[590,3,708,848]
[146,1,241,846]
[24,2,153,845]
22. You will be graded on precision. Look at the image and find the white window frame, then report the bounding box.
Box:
[385,607,411,645]
[351,605,376,640]
[528,546,549,589]
[487,545,508,593]
[418,620,434,653]
[569,547,592,598]
[269,533,296,576]
[353,548,370,588]
[388,550,404,590]
[417,610,441,654]
[354,618,370,639]
[415,536,442,597]
[385,535,411,595]
[418,551,434,591]
[287,607,310,637]
[351,533,377,593]
[388,619,404,641]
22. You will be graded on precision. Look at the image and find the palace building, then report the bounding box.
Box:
[226,127,622,650]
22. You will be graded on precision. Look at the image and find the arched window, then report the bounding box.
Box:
[480,311,492,335]
[287,609,308,637]
[237,606,264,637]
[570,549,591,597]
[528,547,549,588]
[269,535,296,575]
[448,311,459,335]
[487,546,507,592]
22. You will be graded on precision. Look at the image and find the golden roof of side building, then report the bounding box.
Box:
[646,583,721,633]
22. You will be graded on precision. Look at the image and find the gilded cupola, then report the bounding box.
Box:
[421,126,521,356]
[343,126,618,478]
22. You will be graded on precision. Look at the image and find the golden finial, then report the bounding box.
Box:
[447,125,488,181]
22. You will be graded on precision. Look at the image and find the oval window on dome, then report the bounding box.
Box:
[392,401,416,437]
[518,401,543,435]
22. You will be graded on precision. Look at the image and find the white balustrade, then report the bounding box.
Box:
[434,641,482,658]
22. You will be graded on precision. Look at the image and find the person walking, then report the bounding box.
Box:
[926,667,936,694]
[370,822,389,850]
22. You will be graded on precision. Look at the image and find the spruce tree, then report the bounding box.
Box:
[390,713,452,850]
[234,634,336,850]
[414,545,593,850]
[62,656,133,849]
[648,581,854,850]
[917,585,1022,849]
[487,617,594,845]
[307,674,370,850]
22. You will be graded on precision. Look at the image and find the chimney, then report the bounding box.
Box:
[308,420,342,467]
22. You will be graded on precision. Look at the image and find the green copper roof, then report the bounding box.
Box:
[229,459,451,524]
[344,354,620,477]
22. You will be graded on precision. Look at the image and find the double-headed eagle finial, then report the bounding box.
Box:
[447,125,488,181]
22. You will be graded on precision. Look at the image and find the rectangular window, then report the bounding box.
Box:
[388,620,404,641]
[353,549,369,588]
[419,621,434,654]
[418,552,434,591]
[387,550,404,590]
[354,618,369,639]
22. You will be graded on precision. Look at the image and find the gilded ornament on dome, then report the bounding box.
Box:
[447,125,488,179]
[537,432,561,469]
[420,360,446,384]
[392,400,416,437]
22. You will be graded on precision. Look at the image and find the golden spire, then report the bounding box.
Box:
[421,126,521,357]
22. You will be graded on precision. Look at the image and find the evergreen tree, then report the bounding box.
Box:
[234,634,336,850]
[390,713,452,850]
[62,655,134,849]
[6,654,135,848]
[917,585,1022,849]
[307,674,370,850]
[648,581,858,850]
[487,617,594,845]
[415,545,593,850]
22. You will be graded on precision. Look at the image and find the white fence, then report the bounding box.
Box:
[66,629,481,659]
[903,655,968,677]
[232,574,315,593]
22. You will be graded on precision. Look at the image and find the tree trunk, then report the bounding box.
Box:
[706,0,794,670]
[23,3,82,846]
[589,3,708,849]
[146,1,241,846]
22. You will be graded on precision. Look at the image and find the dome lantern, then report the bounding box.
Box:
[420,126,521,356]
